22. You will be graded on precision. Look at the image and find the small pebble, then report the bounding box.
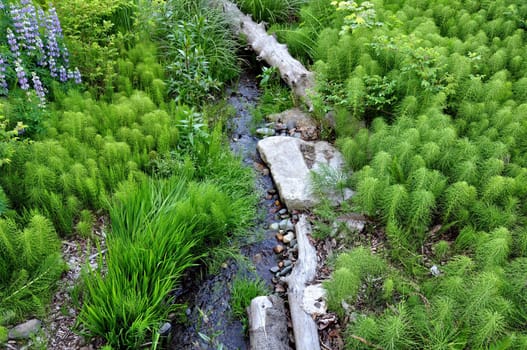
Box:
[275,233,284,241]
[278,208,288,215]
[273,245,285,254]
[283,232,295,244]
[280,265,293,276]
[270,266,280,274]
[268,189,277,195]
[278,261,284,268]
[269,222,279,231]
[283,260,292,267]
[275,284,286,293]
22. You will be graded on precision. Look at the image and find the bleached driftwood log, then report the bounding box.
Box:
[248,295,290,350]
[213,0,315,110]
[283,214,321,350]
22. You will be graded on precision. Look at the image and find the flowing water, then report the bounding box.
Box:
[170,72,281,349]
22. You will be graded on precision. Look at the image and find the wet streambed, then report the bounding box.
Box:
[170,72,282,349]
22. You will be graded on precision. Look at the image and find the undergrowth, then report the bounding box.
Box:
[297,0,527,348]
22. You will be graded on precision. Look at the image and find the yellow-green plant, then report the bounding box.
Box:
[0,214,65,325]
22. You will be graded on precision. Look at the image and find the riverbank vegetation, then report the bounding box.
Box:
[2,0,527,349]
[0,0,255,348]
[276,0,527,348]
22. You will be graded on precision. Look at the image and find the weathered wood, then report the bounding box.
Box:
[248,295,290,350]
[283,214,321,350]
[212,0,315,110]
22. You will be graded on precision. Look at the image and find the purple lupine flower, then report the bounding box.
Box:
[15,59,29,90]
[44,12,60,59]
[48,7,63,38]
[6,28,20,57]
[24,3,40,52]
[73,67,82,84]
[31,72,46,107]
[68,68,82,84]
[0,56,8,95]
[62,46,69,67]
[59,66,68,82]
[48,56,57,77]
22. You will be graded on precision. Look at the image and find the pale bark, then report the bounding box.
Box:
[248,295,290,350]
[212,0,315,110]
[283,214,321,350]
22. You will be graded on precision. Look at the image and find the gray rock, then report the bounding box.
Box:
[278,208,288,215]
[283,232,295,244]
[159,322,171,336]
[256,128,276,137]
[270,266,280,274]
[279,265,293,276]
[8,319,42,340]
[269,222,279,231]
[267,108,318,140]
[283,260,293,267]
[257,136,353,211]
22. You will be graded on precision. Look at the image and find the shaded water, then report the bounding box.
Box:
[170,72,281,349]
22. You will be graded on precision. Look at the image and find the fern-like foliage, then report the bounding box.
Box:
[441,181,477,222]
[0,214,64,325]
[476,227,512,268]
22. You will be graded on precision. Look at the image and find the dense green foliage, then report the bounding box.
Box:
[234,0,306,24]
[230,276,269,331]
[79,174,255,348]
[154,0,240,105]
[0,214,65,325]
[0,0,258,346]
[277,0,527,347]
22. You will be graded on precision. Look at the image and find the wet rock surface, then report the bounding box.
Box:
[257,136,353,211]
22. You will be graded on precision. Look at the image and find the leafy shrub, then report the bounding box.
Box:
[156,0,240,105]
[54,0,135,92]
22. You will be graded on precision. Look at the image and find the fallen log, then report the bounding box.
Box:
[212,0,315,110]
[283,214,321,350]
[248,295,290,350]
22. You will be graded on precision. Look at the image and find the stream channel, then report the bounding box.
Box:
[170,71,283,349]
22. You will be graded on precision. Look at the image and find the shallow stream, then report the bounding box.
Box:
[170,72,282,349]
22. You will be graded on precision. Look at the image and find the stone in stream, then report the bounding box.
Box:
[279,265,293,276]
[257,136,354,211]
[8,319,42,340]
[270,266,280,274]
[267,108,318,141]
[256,127,275,137]
[283,232,295,244]
[269,222,279,231]
[273,245,285,254]
[279,219,294,231]
[159,322,172,336]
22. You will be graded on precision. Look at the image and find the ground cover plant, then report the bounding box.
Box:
[278,0,527,348]
[0,0,258,347]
